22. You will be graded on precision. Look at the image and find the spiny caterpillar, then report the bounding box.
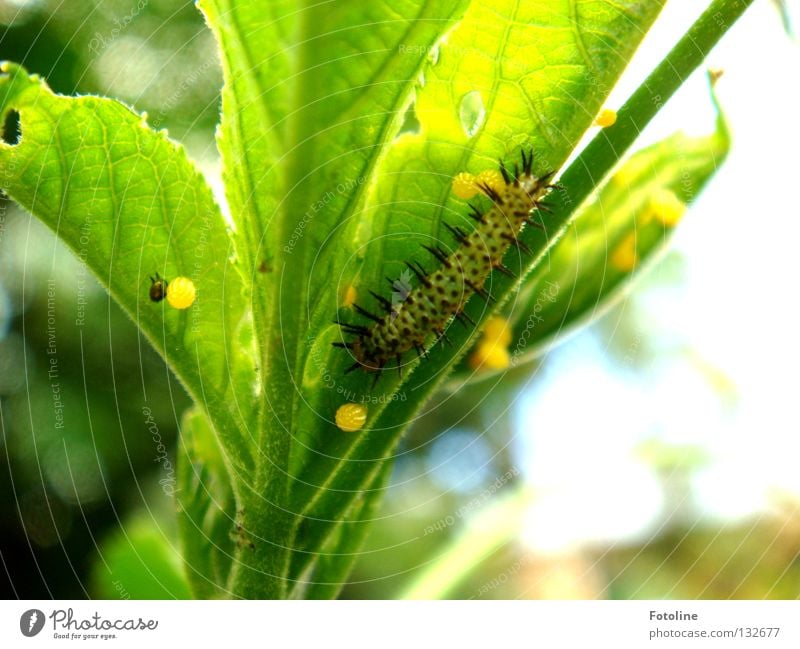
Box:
[334,150,556,375]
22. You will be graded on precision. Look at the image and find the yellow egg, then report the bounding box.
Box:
[482,316,512,346]
[594,108,618,128]
[452,172,478,199]
[648,188,686,227]
[476,169,505,195]
[166,276,196,309]
[469,340,511,371]
[342,284,358,308]
[335,403,368,432]
[611,232,637,272]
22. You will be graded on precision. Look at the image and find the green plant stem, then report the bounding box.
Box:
[556,0,751,213]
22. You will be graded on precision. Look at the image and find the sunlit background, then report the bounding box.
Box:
[1,0,799,599]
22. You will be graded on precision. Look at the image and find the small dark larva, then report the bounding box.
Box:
[335,150,557,375]
[149,272,168,302]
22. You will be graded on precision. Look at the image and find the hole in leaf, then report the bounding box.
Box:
[427,43,441,66]
[396,101,421,137]
[2,109,21,145]
[459,91,485,138]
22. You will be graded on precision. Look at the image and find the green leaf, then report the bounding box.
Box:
[287,0,666,594]
[177,407,237,599]
[346,12,755,588]
[0,62,255,477]
[455,75,732,378]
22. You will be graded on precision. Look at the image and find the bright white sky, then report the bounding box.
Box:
[514,0,800,553]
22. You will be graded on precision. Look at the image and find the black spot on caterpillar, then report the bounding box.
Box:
[335,149,557,376]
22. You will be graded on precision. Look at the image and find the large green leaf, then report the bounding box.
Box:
[279,0,666,594]
[0,62,255,481]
